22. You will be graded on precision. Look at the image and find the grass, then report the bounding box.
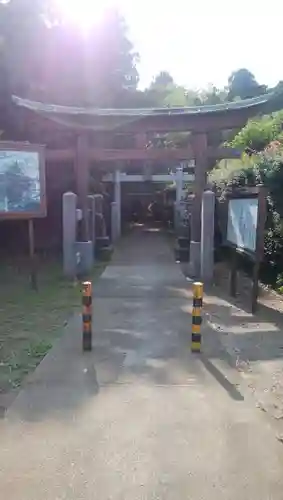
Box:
[0,256,105,394]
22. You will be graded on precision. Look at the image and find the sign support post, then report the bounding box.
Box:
[28,218,37,291]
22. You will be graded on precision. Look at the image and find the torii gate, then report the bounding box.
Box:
[11,92,283,277]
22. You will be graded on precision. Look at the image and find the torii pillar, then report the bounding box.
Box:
[76,132,90,241]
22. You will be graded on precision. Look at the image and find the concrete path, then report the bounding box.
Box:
[1,226,283,499]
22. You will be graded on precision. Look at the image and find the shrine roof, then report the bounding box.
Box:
[12,91,283,133]
[12,93,275,117]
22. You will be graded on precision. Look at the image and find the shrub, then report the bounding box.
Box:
[229,110,283,152]
[210,144,283,288]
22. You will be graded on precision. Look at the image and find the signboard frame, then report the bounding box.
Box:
[225,185,266,313]
[0,142,47,290]
[0,141,46,220]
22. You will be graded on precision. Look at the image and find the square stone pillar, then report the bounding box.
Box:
[93,193,106,239]
[111,202,119,242]
[114,169,121,238]
[88,195,96,256]
[189,133,208,278]
[175,166,183,204]
[174,201,180,232]
[75,241,94,276]
[63,191,77,278]
[201,190,215,283]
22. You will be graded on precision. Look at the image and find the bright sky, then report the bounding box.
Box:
[57,0,283,90]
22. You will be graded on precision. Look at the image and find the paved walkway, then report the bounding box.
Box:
[1,226,283,499]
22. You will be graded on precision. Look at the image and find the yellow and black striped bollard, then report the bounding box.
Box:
[82,281,92,351]
[191,282,203,353]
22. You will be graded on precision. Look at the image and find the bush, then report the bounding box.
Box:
[229,110,283,152]
[210,144,283,288]
[209,157,255,193]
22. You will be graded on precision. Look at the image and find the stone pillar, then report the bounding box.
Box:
[111,202,119,242]
[114,169,121,238]
[93,194,106,238]
[175,166,183,204]
[75,241,94,276]
[174,167,183,234]
[189,133,208,278]
[63,191,77,278]
[201,190,215,283]
[88,195,96,256]
[174,201,179,231]
[94,193,103,216]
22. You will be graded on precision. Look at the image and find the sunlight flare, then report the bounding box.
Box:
[55,0,117,31]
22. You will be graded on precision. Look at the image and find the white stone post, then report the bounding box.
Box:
[201,190,215,283]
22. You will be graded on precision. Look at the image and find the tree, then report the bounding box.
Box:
[227,68,267,101]
[163,86,193,107]
[4,161,33,207]
[199,84,227,105]
[0,2,140,107]
[145,72,201,108]
[150,71,174,89]
[0,0,50,97]
[229,111,283,152]
[39,8,140,106]
[144,71,175,106]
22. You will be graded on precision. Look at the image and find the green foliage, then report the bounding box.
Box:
[229,111,283,152]
[163,86,193,107]
[145,72,197,108]
[210,145,283,288]
[144,78,229,149]
[199,84,228,105]
[209,158,252,191]
[145,77,228,109]
[150,71,174,89]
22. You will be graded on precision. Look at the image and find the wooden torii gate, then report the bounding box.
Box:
[11,92,283,275]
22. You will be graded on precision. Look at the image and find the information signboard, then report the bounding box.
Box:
[225,185,266,313]
[0,142,46,290]
[227,197,258,253]
[0,143,46,219]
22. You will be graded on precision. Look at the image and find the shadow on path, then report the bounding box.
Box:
[5,226,248,423]
[199,354,244,401]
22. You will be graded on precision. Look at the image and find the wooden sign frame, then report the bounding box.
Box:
[0,141,46,220]
[0,142,47,290]
[225,185,266,313]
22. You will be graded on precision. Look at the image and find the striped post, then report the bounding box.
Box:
[191,282,203,353]
[82,281,92,351]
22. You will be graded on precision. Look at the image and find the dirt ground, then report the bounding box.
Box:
[210,262,283,438]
